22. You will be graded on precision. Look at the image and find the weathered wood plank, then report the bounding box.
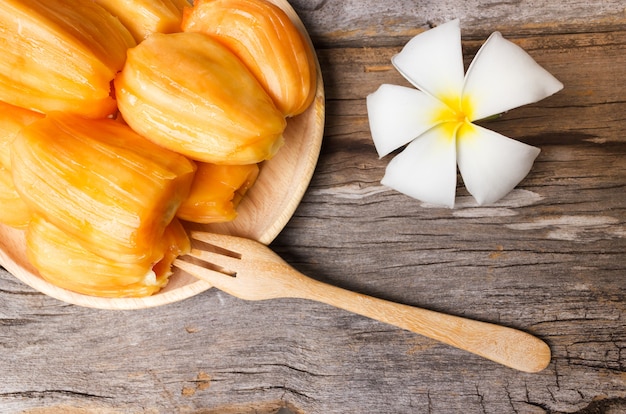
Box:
[1,1,625,413]
[291,0,626,47]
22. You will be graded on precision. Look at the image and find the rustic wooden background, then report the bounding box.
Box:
[1,0,625,413]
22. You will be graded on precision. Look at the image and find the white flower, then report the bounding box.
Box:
[367,19,563,208]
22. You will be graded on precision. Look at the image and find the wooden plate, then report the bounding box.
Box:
[0,0,325,309]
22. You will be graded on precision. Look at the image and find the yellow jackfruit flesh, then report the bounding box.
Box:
[11,113,196,265]
[94,0,191,42]
[27,216,190,297]
[177,162,260,223]
[182,0,317,117]
[0,101,45,170]
[0,0,136,118]
[115,32,286,165]
[0,166,31,228]
[0,101,45,227]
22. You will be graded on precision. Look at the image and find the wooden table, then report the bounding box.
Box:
[2,1,625,412]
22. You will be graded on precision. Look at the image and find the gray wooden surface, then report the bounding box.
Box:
[2,1,625,413]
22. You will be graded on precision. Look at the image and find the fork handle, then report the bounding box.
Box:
[286,271,551,373]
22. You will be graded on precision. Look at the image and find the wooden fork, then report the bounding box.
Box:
[174,231,551,373]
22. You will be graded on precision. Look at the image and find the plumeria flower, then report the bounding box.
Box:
[367,19,563,208]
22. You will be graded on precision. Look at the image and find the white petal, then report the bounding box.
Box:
[462,32,564,121]
[367,84,451,157]
[381,123,458,208]
[392,19,465,100]
[457,123,540,205]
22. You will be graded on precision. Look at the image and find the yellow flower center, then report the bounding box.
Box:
[433,94,475,141]
[438,94,474,122]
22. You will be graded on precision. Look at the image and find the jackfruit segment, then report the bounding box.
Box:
[0,101,45,169]
[27,216,190,298]
[115,31,286,165]
[11,113,196,264]
[0,102,44,228]
[94,0,191,42]
[0,166,31,228]
[182,0,317,117]
[151,217,191,281]
[0,0,135,118]
[177,162,260,223]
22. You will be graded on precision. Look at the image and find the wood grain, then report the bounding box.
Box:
[1,0,625,413]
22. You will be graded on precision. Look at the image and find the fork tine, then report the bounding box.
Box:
[185,231,246,275]
[190,231,242,257]
[188,247,241,275]
[173,259,238,290]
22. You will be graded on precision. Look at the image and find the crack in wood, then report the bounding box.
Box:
[0,318,36,326]
[0,288,42,296]
[0,390,113,400]
[564,397,626,414]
